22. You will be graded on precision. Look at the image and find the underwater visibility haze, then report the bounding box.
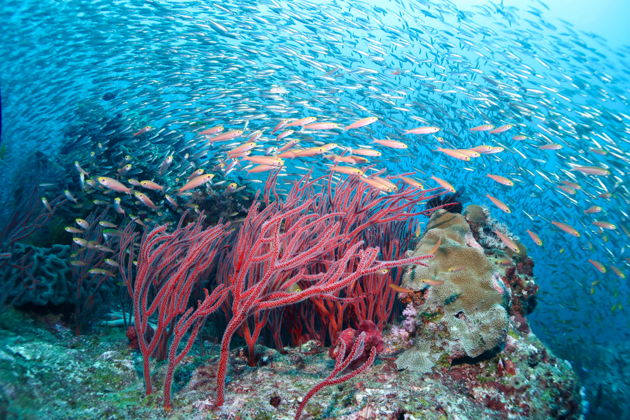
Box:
[0,0,628,418]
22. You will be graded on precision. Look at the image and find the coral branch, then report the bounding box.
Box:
[119,215,229,401]
[294,331,378,419]
[213,172,431,407]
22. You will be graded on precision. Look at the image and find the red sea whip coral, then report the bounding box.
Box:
[118,215,230,409]
[296,323,383,419]
[262,172,447,351]
[122,171,438,409]
[213,172,434,407]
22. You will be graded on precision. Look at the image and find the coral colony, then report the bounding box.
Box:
[0,164,582,418]
[120,172,438,410]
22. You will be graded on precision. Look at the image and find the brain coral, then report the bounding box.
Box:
[400,210,508,359]
[1,243,74,306]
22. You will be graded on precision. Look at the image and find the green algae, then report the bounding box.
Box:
[508,328,520,339]
[420,311,443,323]
[436,352,451,368]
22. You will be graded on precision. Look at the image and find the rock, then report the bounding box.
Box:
[401,211,509,360]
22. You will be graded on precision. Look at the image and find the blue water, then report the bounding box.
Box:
[1,0,628,416]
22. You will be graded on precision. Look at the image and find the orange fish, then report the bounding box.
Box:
[247,165,277,173]
[97,177,131,194]
[405,126,440,134]
[187,168,205,179]
[200,125,224,135]
[584,206,602,214]
[248,130,264,142]
[455,149,480,158]
[276,130,294,141]
[551,221,580,237]
[389,283,416,293]
[303,122,339,130]
[75,218,89,229]
[278,147,326,158]
[485,194,511,213]
[373,139,408,149]
[422,278,445,286]
[271,119,289,133]
[561,181,581,190]
[526,230,543,246]
[278,139,300,152]
[227,142,257,156]
[139,180,164,191]
[587,259,606,274]
[430,176,455,193]
[486,174,514,186]
[360,176,397,192]
[428,238,442,255]
[470,124,494,132]
[512,135,526,140]
[570,166,610,176]
[593,221,616,230]
[178,174,215,193]
[285,117,317,127]
[470,145,504,154]
[352,148,381,157]
[113,197,125,215]
[344,116,378,130]
[329,165,364,176]
[164,194,178,208]
[133,126,153,136]
[435,148,470,161]
[243,156,284,166]
[325,155,358,164]
[610,266,625,279]
[489,124,513,134]
[558,185,576,195]
[133,191,157,209]
[399,176,424,189]
[470,145,494,153]
[493,229,520,253]
[209,130,243,142]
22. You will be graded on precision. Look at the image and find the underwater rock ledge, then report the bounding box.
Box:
[0,206,583,419]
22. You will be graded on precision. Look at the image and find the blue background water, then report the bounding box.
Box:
[0,0,628,413]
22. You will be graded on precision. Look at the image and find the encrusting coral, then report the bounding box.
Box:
[2,243,74,306]
[398,209,509,366]
[402,211,508,358]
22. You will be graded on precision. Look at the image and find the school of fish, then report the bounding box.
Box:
[0,0,628,354]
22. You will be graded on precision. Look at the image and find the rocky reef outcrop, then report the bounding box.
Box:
[0,205,583,419]
[398,210,509,366]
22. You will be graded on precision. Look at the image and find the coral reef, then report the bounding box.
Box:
[400,210,509,363]
[0,306,582,419]
[1,243,74,306]
[0,204,583,419]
